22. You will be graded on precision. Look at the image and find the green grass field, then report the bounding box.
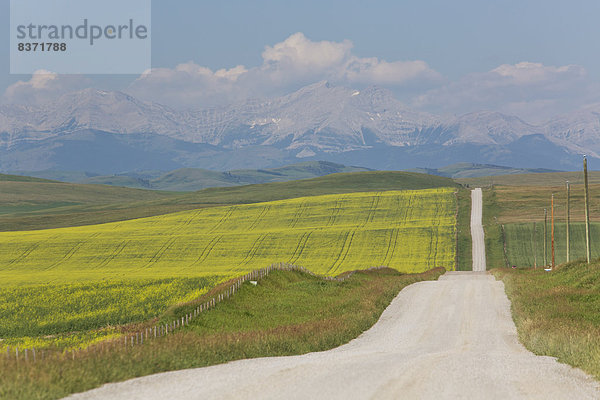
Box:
[455,189,472,271]
[0,188,456,351]
[503,222,600,267]
[458,170,600,187]
[486,184,600,224]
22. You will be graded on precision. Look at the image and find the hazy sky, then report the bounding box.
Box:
[2,0,600,123]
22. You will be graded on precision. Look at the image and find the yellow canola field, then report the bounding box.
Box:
[0,189,456,286]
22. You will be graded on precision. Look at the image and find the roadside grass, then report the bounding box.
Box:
[0,267,445,400]
[481,188,507,269]
[492,260,600,380]
[456,188,472,271]
[479,172,600,380]
[0,171,456,231]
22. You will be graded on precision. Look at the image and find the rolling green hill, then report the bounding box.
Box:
[0,173,58,183]
[15,161,372,191]
[0,170,457,231]
[0,188,456,286]
[409,163,559,179]
[457,170,600,187]
[147,161,371,191]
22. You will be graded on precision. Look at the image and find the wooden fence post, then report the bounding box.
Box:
[544,208,548,267]
[584,156,592,263]
[551,193,555,269]
[566,181,571,263]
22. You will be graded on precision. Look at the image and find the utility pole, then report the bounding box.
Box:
[551,194,555,269]
[584,156,592,264]
[533,221,537,269]
[544,208,548,267]
[566,181,570,263]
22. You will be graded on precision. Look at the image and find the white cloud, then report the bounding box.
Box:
[128,62,248,108]
[412,62,590,123]
[3,39,591,125]
[492,62,585,85]
[262,32,352,72]
[343,57,441,85]
[2,70,90,105]
[126,32,441,109]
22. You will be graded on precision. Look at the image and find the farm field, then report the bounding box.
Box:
[0,188,457,350]
[0,277,223,348]
[0,189,456,285]
[0,171,456,231]
[457,170,600,187]
[504,222,600,267]
[487,184,600,224]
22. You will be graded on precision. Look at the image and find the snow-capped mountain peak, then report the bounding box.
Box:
[0,81,597,171]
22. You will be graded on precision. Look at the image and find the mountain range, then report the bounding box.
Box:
[0,81,597,173]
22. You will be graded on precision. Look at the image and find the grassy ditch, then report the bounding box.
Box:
[455,188,472,271]
[492,260,600,380]
[0,267,445,400]
[481,188,507,269]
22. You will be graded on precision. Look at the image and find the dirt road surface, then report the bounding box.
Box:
[66,189,599,400]
[471,187,486,272]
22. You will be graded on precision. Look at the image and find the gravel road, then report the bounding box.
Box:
[67,188,599,400]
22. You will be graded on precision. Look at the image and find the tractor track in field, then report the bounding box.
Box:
[360,193,380,227]
[95,240,129,269]
[191,235,223,266]
[381,227,399,267]
[45,232,103,270]
[247,205,271,231]
[237,233,269,266]
[208,206,236,234]
[326,197,345,227]
[328,230,356,274]
[144,237,178,267]
[287,231,313,265]
[6,242,40,267]
[289,200,308,229]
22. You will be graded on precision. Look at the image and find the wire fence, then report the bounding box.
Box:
[2,262,387,363]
